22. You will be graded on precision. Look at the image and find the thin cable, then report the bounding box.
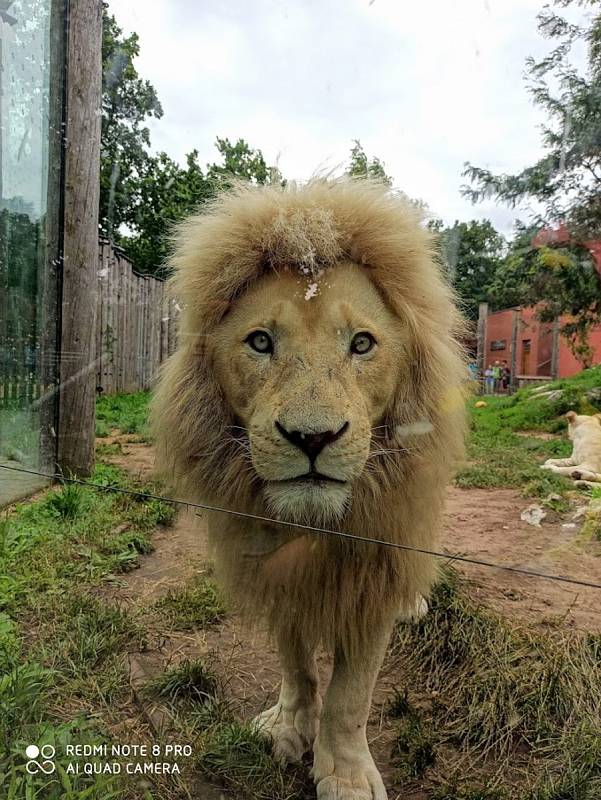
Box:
[1,463,601,591]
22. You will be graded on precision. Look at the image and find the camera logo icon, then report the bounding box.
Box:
[25,744,56,775]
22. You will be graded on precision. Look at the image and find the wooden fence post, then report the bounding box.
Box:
[57,0,102,477]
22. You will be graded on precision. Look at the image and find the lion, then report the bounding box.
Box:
[541,411,601,488]
[151,179,467,800]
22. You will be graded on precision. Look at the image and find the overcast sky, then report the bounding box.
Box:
[106,0,588,235]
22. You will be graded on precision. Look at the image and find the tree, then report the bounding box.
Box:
[118,139,279,275]
[100,7,163,240]
[347,141,392,185]
[206,137,277,187]
[462,1,601,239]
[429,219,506,320]
[462,0,601,361]
[487,231,601,366]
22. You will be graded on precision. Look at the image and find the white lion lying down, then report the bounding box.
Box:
[541,411,601,488]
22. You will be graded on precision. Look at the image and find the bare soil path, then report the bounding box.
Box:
[102,435,601,799]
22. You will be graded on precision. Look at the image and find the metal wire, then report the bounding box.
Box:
[1,463,600,592]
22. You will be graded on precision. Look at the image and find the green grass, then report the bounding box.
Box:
[391,712,437,777]
[433,783,507,800]
[387,686,413,718]
[456,366,601,495]
[96,391,151,438]
[393,567,601,797]
[198,721,310,800]
[0,455,174,799]
[0,464,173,617]
[146,658,220,706]
[155,575,226,630]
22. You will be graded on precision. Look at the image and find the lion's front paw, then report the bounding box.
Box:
[312,739,387,800]
[253,699,321,764]
[315,771,387,800]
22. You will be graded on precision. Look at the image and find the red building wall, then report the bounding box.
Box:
[483,307,601,378]
[483,227,601,378]
[558,327,601,377]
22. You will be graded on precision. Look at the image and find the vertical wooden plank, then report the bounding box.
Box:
[142,277,147,391]
[153,280,161,384]
[124,261,131,392]
[100,244,110,392]
[113,253,121,392]
[105,254,114,393]
[57,0,102,477]
[117,255,126,392]
[95,243,103,391]
[139,276,144,392]
[134,275,142,391]
[147,279,153,390]
[144,278,150,390]
[160,283,168,364]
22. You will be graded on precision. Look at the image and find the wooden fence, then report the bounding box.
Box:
[0,242,178,408]
[96,241,178,394]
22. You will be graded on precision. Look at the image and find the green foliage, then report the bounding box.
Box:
[387,686,413,718]
[395,567,601,770]
[44,483,87,519]
[100,10,281,274]
[433,784,507,800]
[462,1,601,345]
[456,366,601,494]
[49,593,141,678]
[347,140,392,185]
[118,139,280,275]
[0,461,173,615]
[199,721,308,800]
[391,713,437,777]
[95,390,150,437]
[463,2,601,241]
[429,218,506,320]
[488,237,601,366]
[100,7,163,240]
[155,575,225,630]
[147,658,220,705]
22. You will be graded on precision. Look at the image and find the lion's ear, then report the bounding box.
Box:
[565,411,577,423]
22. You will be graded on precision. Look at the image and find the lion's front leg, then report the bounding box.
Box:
[312,619,394,800]
[253,628,322,764]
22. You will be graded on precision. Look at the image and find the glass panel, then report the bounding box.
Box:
[0,0,65,504]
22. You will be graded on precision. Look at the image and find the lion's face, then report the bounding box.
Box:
[211,261,409,524]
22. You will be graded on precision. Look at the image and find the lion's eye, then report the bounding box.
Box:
[245,330,273,354]
[350,332,376,355]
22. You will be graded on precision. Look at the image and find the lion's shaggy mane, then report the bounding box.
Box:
[151,179,466,656]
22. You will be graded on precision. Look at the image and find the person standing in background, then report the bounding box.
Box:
[491,362,501,393]
[501,360,511,393]
[484,364,495,394]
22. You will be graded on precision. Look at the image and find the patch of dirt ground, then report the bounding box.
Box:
[100,436,601,799]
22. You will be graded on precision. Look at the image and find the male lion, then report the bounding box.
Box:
[152,180,466,799]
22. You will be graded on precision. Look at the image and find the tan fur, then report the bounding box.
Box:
[541,411,601,486]
[151,178,466,654]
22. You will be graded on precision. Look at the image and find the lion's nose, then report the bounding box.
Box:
[275,421,349,462]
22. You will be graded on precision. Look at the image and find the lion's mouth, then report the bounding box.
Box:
[276,471,347,485]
